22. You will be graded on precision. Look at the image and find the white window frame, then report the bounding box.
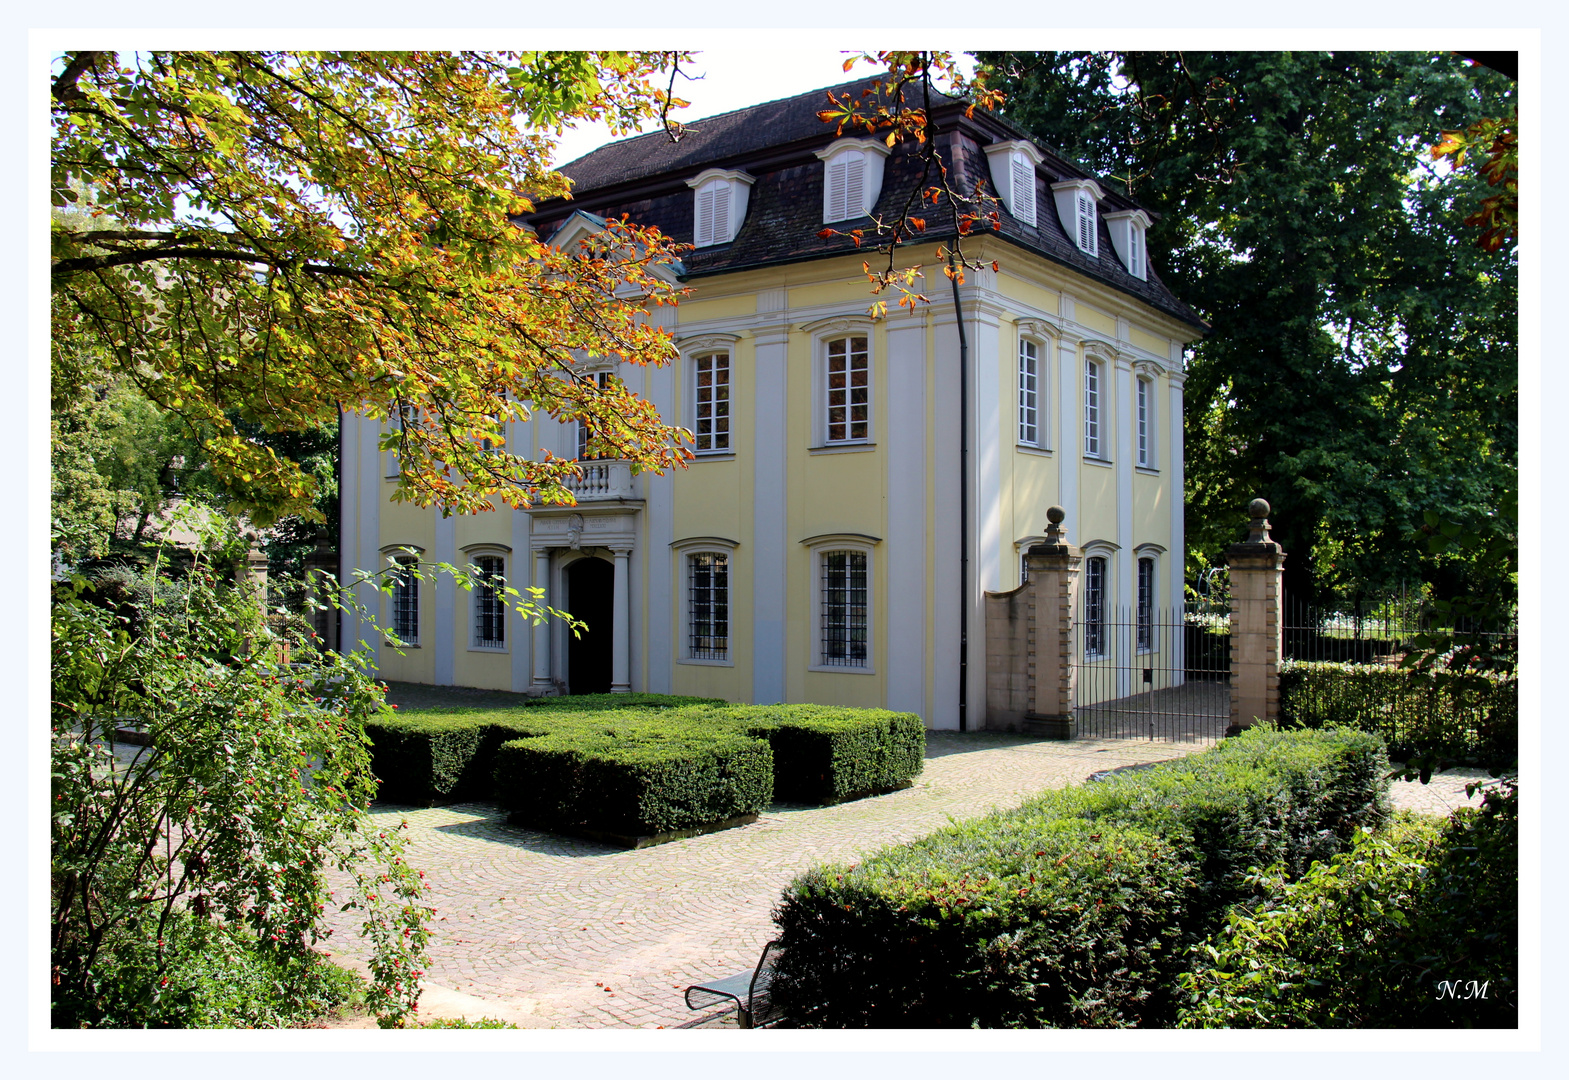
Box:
[672,537,738,666]
[692,351,732,454]
[1018,336,1046,448]
[462,544,511,652]
[817,331,874,446]
[1136,554,1156,653]
[804,534,879,674]
[1082,552,1110,660]
[814,138,891,224]
[574,369,615,461]
[1084,358,1104,459]
[381,546,424,647]
[1136,372,1157,469]
[686,168,755,247]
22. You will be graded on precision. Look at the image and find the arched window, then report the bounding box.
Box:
[693,352,731,453]
[391,555,419,646]
[824,335,871,444]
[1136,374,1156,468]
[1137,556,1156,652]
[1083,555,1107,659]
[472,554,506,649]
[1084,358,1103,458]
[1019,337,1041,446]
[687,551,730,660]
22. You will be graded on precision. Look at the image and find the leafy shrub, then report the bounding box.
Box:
[768,726,1388,1028]
[513,692,725,712]
[493,713,773,837]
[419,1015,519,1028]
[699,704,926,804]
[1278,659,1517,758]
[1179,783,1517,1028]
[66,911,361,1028]
[51,540,430,1028]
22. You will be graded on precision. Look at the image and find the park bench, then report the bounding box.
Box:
[683,940,783,1028]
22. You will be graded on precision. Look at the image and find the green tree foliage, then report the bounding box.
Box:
[976,52,1517,606]
[51,521,430,1027]
[52,51,694,524]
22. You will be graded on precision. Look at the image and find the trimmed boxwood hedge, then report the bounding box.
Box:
[365,693,724,805]
[687,704,926,804]
[492,712,774,837]
[365,696,925,815]
[767,725,1389,1028]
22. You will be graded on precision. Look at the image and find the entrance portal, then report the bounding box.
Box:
[565,556,614,694]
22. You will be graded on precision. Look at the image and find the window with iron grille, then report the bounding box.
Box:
[1020,551,1030,585]
[1018,339,1040,445]
[820,550,868,667]
[1137,377,1153,467]
[694,353,731,452]
[1084,555,1106,658]
[1084,360,1102,457]
[391,556,419,645]
[473,555,505,649]
[687,552,729,660]
[1137,557,1155,652]
[825,336,869,443]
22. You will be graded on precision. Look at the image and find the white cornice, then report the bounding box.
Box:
[813,137,892,161]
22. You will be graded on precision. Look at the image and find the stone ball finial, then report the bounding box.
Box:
[1046,505,1066,525]
[1248,498,1270,519]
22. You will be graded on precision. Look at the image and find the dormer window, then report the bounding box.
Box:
[686,168,754,247]
[982,140,1045,226]
[1104,209,1152,280]
[1052,178,1104,257]
[814,138,891,223]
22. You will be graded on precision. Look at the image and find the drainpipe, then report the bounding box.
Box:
[949,250,969,733]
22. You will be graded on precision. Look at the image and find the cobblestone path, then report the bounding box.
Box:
[316,731,1487,1029]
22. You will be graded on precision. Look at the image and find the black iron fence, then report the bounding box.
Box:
[1279,596,1517,757]
[1073,605,1230,742]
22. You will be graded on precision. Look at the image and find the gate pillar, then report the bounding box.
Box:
[1226,498,1286,731]
[1024,505,1082,739]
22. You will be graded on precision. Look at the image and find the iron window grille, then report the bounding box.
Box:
[391,557,419,645]
[473,555,506,649]
[1083,555,1107,658]
[1084,360,1101,457]
[820,550,868,667]
[694,353,731,452]
[1018,339,1040,445]
[687,552,730,660]
[1137,557,1155,651]
[825,336,869,443]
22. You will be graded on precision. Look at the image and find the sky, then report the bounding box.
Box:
[548,48,976,168]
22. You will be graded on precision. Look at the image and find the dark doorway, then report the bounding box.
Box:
[565,556,614,694]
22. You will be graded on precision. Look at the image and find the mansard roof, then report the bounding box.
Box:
[524,78,1205,332]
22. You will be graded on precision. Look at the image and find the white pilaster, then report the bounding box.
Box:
[930,313,962,729]
[1115,354,1135,699]
[611,546,632,693]
[884,309,928,720]
[531,547,553,691]
[1056,332,1081,545]
[353,412,383,663]
[510,508,531,692]
[1169,366,1188,678]
[751,318,790,704]
[433,509,456,685]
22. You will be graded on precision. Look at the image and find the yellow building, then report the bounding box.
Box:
[338,80,1206,730]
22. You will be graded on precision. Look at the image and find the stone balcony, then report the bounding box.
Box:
[565,459,638,501]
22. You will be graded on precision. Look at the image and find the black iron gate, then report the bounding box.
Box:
[1073,604,1231,742]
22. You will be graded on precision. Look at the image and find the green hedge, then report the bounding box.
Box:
[365,694,723,805]
[694,705,926,804]
[768,726,1389,1028]
[1179,785,1517,1027]
[367,697,924,813]
[1278,659,1517,757]
[492,712,774,836]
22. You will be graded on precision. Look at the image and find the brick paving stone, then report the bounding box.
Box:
[319,730,1489,1029]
